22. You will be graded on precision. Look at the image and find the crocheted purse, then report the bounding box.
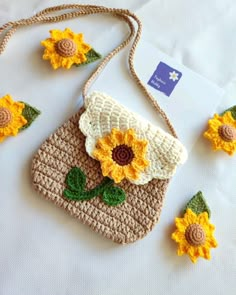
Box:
[1,4,187,244]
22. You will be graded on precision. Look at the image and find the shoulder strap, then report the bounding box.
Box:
[0,4,178,138]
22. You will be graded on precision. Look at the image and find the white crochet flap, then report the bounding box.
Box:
[79,91,187,185]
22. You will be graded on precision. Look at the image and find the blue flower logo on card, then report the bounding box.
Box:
[148,62,182,97]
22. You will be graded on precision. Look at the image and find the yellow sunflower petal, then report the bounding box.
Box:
[201,247,211,260]
[50,29,63,40]
[197,211,209,226]
[187,246,200,263]
[41,39,55,51]
[62,28,75,39]
[206,236,218,248]
[123,164,139,180]
[124,129,136,145]
[172,230,185,242]
[73,52,87,65]
[12,116,27,130]
[49,54,62,70]
[11,101,25,114]
[177,243,189,256]
[77,42,91,53]
[74,33,83,43]
[0,94,14,108]
[93,147,111,161]
[132,140,148,157]
[74,33,91,53]
[222,111,236,126]
[110,165,125,183]
[222,144,236,155]
[1,126,11,136]
[175,217,189,232]
[184,208,198,224]
[209,114,222,127]
[42,51,51,61]
[81,43,91,53]
[110,128,125,146]
[132,158,149,171]
[100,159,114,177]
[96,135,114,150]
[61,57,74,69]
[0,134,6,142]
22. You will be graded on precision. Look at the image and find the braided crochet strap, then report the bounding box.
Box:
[0,4,178,138]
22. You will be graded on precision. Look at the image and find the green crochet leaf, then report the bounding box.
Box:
[63,167,126,206]
[102,186,126,206]
[221,105,236,120]
[20,102,41,130]
[65,167,86,193]
[184,191,211,218]
[63,189,85,201]
[75,48,101,67]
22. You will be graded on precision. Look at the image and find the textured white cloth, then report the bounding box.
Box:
[0,1,236,295]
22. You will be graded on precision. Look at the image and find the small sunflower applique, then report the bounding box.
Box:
[0,94,40,143]
[41,28,101,69]
[204,106,236,155]
[172,191,218,263]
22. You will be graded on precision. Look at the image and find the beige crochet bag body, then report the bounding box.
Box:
[2,4,187,244]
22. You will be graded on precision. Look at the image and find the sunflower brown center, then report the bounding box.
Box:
[185,223,206,246]
[218,124,236,142]
[0,107,12,128]
[112,144,134,166]
[56,38,77,57]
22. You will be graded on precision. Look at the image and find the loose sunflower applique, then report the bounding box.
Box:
[41,28,101,69]
[204,106,236,156]
[0,94,40,143]
[172,191,218,263]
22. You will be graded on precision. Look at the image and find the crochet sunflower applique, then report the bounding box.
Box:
[93,128,149,183]
[0,94,40,143]
[41,28,101,69]
[204,106,236,155]
[172,191,217,263]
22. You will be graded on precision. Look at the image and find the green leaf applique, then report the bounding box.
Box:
[183,191,211,217]
[20,102,41,130]
[75,48,101,67]
[102,186,126,206]
[63,167,126,206]
[221,105,236,120]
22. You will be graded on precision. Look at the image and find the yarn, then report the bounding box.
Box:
[185,223,206,246]
[56,38,77,57]
[0,107,12,127]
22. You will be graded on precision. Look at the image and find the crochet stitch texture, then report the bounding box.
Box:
[32,108,169,244]
[79,92,188,185]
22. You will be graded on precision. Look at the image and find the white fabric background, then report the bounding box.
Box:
[0,0,236,294]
